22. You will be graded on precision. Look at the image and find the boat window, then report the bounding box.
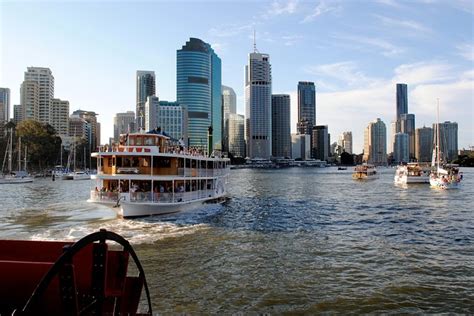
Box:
[135,137,143,146]
[191,160,196,168]
[116,156,122,167]
[153,157,171,168]
[129,137,135,146]
[185,159,191,168]
[144,137,153,145]
[107,157,112,167]
[178,158,184,168]
[207,161,213,169]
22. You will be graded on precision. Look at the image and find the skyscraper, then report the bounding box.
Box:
[400,113,415,160]
[136,71,156,131]
[312,125,329,161]
[145,97,188,142]
[271,94,291,158]
[433,121,458,162]
[113,111,135,141]
[393,133,409,163]
[297,81,316,135]
[177,38,222,151]
[222,85,237,119]
[363,118,387,165]
[72,110,100,150]
[396,83,408,120]
[415,126,433,162]
[338,131,353,154]
[23,67,54,124]
[228,113,245,158]
[0,88,10,123]
[245,51,272,159]
[19,80,39,121]
[50,98,70,137]
[222,85,237,152]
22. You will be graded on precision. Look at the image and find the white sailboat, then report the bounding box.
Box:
[0,129,33,184]
[62,139,90,181]
[429,99,462,189]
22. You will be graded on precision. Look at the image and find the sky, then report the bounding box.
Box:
[1,0,473,153]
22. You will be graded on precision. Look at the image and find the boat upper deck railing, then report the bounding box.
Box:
[96,144,218,159]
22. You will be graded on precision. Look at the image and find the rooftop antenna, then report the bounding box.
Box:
[253,28,259,53]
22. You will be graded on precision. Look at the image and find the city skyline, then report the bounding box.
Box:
[1,1,472,152]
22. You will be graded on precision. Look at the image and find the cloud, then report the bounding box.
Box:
[392,62,455,85]
[374,0,403,8]
[332,34,404,57]
[305,61,379,89]
[301,1,341,23]
[456,43,474,61]
[266,0,299,17]
[281,34,303,46]
[373,14,431,33]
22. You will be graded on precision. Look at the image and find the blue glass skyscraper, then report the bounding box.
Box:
[177,38,222,151]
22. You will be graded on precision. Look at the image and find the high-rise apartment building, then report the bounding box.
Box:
[145,97,188,142]
[312,125,329,161]
[136,71,156,131]
[393,133,409,163]
[245,51,272,159]
[23,67,54,124]
[338,131,353,154]
[222,85,237,152]
[19,80,40,121]
[363,118,387,165]
[113,111,135,141]
[50,98,70,137]
[271,94,291,158]
[433,121,458,162]
[0,88,10,123]
[228,113,245,158]
[297,81,316,135]
[72,110,100,150]
[13,104,21,124]
[415,126,433,162]
[177,38,222,151]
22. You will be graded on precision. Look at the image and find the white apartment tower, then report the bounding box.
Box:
[245,52,272,159]
[19,80,40,121]
[363,118,387,165]
[23,67,54,124]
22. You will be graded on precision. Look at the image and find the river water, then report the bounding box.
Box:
[1,167,473,313]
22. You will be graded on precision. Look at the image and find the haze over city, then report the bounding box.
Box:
[1,0,473,152]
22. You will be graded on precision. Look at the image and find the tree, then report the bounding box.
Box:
[15,120,62,171]
[340,152,354,165]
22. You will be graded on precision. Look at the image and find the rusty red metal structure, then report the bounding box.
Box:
[0,229,152,315]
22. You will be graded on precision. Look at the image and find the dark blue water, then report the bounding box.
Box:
[1,167,473,313]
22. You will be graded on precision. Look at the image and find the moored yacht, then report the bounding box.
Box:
[394,162,430,185]
[0,129,33,184]
[88,131,230,218]
[352,163,378,180]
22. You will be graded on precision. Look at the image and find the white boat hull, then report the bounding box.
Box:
[430,177,461,189]
[394,175,430,185]
[119,194,227,218]
[0,176,34,184]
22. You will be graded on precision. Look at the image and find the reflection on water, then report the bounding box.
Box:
[1,168,473,313]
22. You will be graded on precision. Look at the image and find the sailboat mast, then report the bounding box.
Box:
[8,128,13,173]
[18,137,21,172]
[24,146,27,171]
[436,99,440,174]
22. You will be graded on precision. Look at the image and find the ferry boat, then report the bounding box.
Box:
[88,131,230,218]
[394,162,430,185]
[352,163,378,180]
